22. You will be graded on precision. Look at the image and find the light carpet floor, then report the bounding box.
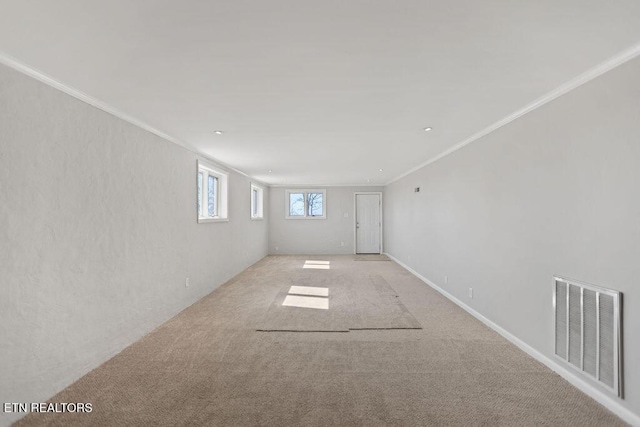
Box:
[15,255,626,426]
[258,271,421,331]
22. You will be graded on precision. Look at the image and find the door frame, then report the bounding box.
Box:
[353,192,383,254]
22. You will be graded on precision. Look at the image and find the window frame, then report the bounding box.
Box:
[250,183,264,220]
[197,160,229,223]
[285,189,327,220]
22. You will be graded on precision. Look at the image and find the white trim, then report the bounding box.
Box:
[386,41,640,186]
[270,183,383,188]
[384,252,640,427]
[197,160,229,222]
[0,51,259,182]
[197,217,229,223]
[250,182,265,220]
[353,192,383,255]
[5,43,639,191]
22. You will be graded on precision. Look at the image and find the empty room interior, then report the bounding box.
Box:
[1,2,640,426]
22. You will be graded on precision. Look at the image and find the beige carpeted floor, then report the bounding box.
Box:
[258,270,421,331]
[16,255,626,426]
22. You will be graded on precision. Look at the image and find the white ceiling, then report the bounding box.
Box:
[1,1,639,185]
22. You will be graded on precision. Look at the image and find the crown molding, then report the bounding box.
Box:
[0,51,254,180]
[3,41,639,190]
[386,41,640,186]
[268,183,384,188]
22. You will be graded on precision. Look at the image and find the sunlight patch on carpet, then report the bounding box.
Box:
[303,264,330,270]
[282,295,329,310]
[304,260,331,269]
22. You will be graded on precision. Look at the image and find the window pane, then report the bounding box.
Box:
[197,172,203,216]
[289,193,305,216]
[307,192,323,216]
[252,189,258,216]
[208,175,217,217]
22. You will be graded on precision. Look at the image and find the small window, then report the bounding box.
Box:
[251,183,264,219]
[285,189,326,219]
[197,160,228,222]
[208,175,217,216]
[289,192,305,217]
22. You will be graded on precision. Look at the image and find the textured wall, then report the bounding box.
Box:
[0,63,268,426]
[384,56,640,418]
[269,186,383,255]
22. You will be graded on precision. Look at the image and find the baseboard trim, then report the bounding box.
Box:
[384,252,640,427]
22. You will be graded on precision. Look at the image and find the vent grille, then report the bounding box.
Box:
[554,277,622,396]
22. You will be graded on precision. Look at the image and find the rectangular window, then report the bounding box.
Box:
[285,189,326,219]
[307,192,323,216]
[250,183,264,219]
[208,175,217,216]
[197,160,228,223]
[289,192,305,216]
[252,189,258,216]
[197,172,203,216]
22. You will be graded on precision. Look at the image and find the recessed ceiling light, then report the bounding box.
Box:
[268,169,273,173]
[379,168,383,172]
[214,130,224,135]
[424,127,432,132]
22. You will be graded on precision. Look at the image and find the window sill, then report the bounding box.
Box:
[198,217,229,224]
[250,216,264,221]
[285,216,327,220]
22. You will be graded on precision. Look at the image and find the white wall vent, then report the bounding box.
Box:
[554,276,622,396]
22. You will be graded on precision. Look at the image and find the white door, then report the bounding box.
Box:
[356,194,381,254]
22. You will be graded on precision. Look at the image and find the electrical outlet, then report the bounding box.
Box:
[340,242,345,247]
[275,246,279,251]
[468,288,473,298]
[185,278,190,288]
[445,275,448,284]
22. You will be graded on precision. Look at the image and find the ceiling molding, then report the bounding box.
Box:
[3,37,639,191]
[268,183,384,188]
[0,51,255,181]
[386,41,640,186]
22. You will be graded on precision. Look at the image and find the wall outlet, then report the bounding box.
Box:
[468,288,473,298]
[185,278,190,288]
[343,212,349,218]
[445,275,448,284]
[275,246,279,251]
[340,241,345,246]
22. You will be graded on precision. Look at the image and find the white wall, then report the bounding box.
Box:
[269,186,383,255]
[0,63,269,426]
[384,56,640,419]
